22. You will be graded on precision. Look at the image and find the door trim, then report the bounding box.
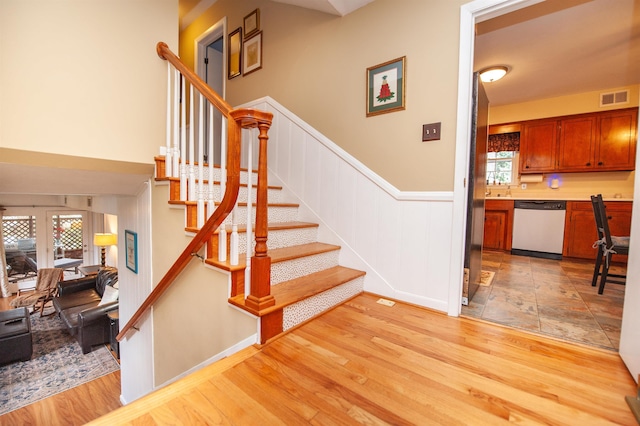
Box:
[194,17,227,97]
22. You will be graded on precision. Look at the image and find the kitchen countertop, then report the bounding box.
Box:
[486,194,633,202]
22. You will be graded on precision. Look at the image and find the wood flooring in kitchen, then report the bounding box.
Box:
[461,251,625,351]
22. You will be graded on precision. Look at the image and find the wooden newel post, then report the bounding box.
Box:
[240,113,275,312]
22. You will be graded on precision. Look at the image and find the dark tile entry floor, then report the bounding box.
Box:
[461,251,625,351]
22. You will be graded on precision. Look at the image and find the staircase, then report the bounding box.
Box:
[155,157,366,343]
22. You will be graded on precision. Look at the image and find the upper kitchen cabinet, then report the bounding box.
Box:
[518,107,638,174]
[596,108,638,171]
[557,115,596,171]
[520,119,558,173]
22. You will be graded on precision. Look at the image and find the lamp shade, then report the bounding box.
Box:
[94,233,117,247]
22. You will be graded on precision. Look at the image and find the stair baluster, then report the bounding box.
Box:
[180,74,187,201]
[188,86,196,202]
[172,68,180,178]
[164,63,173,177]
[197,92,205,228]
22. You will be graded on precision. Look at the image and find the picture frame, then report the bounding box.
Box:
[366,56,406,117]
[125,230,138,274]
[243,9,260,39]
[243,31,262,76]
[228,27,242,79]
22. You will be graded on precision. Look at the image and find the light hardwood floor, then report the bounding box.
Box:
[88,293,637,425]
[2,292,637,424]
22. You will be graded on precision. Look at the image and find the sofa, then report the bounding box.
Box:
[53,267,118,354]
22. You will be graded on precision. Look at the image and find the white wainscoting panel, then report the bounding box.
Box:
[238,97,455,313]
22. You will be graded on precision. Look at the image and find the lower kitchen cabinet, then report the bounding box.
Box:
[483,200,514,251]
[563,201,632,260]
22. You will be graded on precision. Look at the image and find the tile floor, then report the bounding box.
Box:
[461,251,626,351]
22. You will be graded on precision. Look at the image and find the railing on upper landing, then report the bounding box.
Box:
[117,42,275,341]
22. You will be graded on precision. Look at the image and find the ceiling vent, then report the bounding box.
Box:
[600,90,629,107]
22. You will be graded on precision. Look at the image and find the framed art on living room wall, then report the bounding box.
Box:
[125,230,138,273]
[366,56,406,117]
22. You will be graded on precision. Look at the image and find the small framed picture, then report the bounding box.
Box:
[366,56,406,117]
[228,27,242,79]
[243,31,262,76]
[244,9,260,39]
[125,230,138,274]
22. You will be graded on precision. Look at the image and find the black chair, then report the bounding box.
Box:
[591,194,629,294]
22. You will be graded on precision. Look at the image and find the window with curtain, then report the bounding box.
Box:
[487,132,520,184]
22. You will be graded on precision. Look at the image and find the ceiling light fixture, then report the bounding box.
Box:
[479,66,509,83]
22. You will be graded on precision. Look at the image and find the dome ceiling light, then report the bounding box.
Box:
[479,66,509,83]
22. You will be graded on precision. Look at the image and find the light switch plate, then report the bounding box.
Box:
[422,122,441,141]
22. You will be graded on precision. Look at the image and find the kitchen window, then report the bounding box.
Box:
[487,151,518,185]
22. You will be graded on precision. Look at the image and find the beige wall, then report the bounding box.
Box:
[151,183,256,386]
[0,0,177,165]
[180,0,468,191]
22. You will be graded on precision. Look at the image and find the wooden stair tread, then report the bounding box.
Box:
[229,266,365,315]
[205,242,340,271]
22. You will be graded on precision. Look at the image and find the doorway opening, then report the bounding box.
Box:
[195,18,226,166]
[456,0,634,352]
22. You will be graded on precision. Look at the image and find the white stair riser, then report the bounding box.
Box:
[194,184,282,203]
[282,277,364,331]
[179,165,257,185]
[228,206,298,225]
[270,250,339,285]
[225,226,318,254]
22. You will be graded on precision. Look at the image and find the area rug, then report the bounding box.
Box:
[0,307,120,415]
[479,270,495,286]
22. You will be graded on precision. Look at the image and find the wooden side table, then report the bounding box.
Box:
[107,310,120,360]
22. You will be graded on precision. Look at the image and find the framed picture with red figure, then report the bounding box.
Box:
[366,56,406,117]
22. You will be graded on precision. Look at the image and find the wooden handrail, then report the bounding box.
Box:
[156,42,232,117]
[117,43,273,341]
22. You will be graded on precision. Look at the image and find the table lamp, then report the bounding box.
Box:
[94,233,117,267]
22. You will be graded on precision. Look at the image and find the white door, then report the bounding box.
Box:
[47,211,89,274]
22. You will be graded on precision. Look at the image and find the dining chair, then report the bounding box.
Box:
[591,194,629,294]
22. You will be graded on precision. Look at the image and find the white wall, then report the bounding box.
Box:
[117,183,154,404]
[618,98,640,382]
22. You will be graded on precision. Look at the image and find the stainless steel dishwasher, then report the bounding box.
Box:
[511,200,567,260]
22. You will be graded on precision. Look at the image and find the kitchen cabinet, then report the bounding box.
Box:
[563,201,632,260]
[557,115,596,171]
[483,200,514,251]
[596,108,637,171]
[513,107,637,174]
[520,119,558,173]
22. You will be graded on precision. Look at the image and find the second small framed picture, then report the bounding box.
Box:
[243,31,262,76]
[244,9,260,39]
